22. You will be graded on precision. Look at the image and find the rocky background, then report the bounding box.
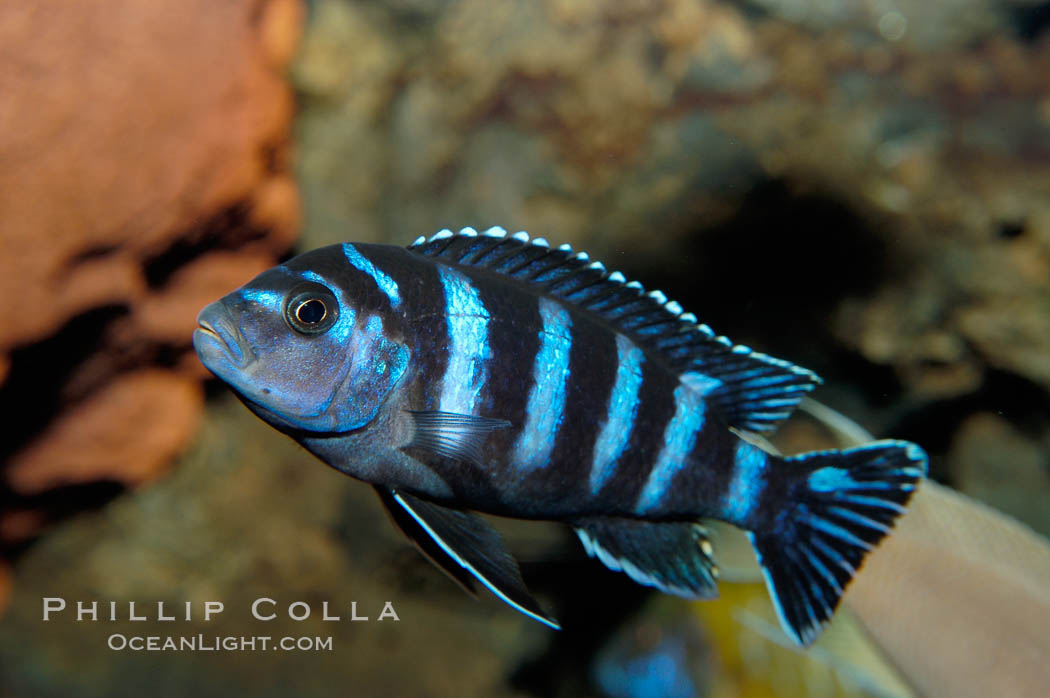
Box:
[0,0,302,570]
[2,0,1049,696]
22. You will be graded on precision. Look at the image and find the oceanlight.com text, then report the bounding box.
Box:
[107,634,334,652]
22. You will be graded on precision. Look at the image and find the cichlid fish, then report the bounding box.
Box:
[193,227,927,646]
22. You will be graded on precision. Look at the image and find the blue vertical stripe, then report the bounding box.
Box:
[437,267,491,414]
[636,385,705,512]
[343,243,401,308]
[513,298,573,470]
[589,334,645,494]
[238,288,284,310]
[721,442,768,525]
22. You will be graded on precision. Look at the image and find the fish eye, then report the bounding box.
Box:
[296,299,327,324]
[284,285,339,335]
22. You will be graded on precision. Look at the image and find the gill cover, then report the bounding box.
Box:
[323,313,410,432]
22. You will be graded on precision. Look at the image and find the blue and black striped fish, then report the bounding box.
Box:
[193,227,927,646]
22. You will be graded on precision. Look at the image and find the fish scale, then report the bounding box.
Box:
[194,226,928,645]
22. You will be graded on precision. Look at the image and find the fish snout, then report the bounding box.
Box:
[193,301,249,368]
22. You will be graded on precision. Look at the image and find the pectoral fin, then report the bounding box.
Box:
[405,410,511,467]
[383,489,560,629]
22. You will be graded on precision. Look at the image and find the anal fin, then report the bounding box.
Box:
[574,518,720,599]
[381,488,559,629]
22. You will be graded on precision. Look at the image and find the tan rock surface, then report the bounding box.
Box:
[6,370,203,495]
[0,0,301,351]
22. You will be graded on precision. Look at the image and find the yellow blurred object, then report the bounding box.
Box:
[688,580,913,698]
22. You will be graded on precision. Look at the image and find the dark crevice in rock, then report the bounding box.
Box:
[64,243,122,267]
[1009,1,1050,42]
[142,201,262,289]
[620,178,892,377]
[0,305,129,466]
[0,481,125,559]
[997,219,1026,240]
[882,369,1050,482]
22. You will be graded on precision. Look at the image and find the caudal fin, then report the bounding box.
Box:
[750,440,927,646]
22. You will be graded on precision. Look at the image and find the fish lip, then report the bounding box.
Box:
[193,302,252,369]
[195,321,220,340]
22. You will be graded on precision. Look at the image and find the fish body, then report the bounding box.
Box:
[194,227,927,646]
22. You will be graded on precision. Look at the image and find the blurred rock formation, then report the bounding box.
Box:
[0,0,303,573]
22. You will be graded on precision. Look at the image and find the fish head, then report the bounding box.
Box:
[193,249,410,434]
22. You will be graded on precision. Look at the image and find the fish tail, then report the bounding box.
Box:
[749,440,927,646]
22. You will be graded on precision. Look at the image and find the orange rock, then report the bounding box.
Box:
[0,0,302,524]
[0,0,301,353]
[258,0,305,69]
[249,175,303,254]
[6,371,203,495]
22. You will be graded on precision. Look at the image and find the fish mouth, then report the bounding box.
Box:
[193,302,251,370]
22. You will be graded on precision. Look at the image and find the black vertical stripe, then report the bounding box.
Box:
[519,310,619,512]
[472,270,542,451]
[654,412,737,518]
[464,268,551,509]
[356,244,450,411]
[590,354,680,513]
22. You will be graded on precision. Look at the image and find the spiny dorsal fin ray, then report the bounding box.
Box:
[409,227,821,433]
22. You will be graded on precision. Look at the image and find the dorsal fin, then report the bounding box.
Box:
[408,227,821,432]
